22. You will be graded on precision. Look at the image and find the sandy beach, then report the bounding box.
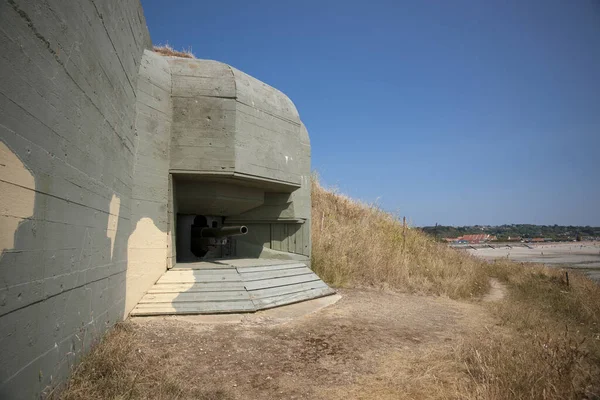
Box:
[466,241,600,282]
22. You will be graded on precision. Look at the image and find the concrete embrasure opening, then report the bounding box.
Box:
[151,176,334,316]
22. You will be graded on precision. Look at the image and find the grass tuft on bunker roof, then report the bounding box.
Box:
[153,43,195,58]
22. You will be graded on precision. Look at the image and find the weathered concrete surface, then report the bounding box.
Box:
[0,143,35,254]
[0,0,151,397]
[130,259,334,315]
[175,179,265,216]
[168,58,307,186]
[133,293,342,325]
[126,50,173,315]
[166,58,312,258]
[0,0,314,395]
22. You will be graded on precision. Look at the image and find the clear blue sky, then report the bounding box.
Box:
[141,0,600,227]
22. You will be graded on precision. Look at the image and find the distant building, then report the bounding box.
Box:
[447,234,496,244]
[461,234,494,243]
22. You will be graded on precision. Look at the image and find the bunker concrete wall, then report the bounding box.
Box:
[0,1,313,394]
[126,50,173,315]
[0,0,152,397]
[168,59,237,174]
[231,66,305,187]
[166,57,312,258]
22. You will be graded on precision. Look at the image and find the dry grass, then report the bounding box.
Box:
[461,328,600,399]
[459,260,600,399]
[153,44,195,58]
[486,259,600,328]
[53,323,231,400]
[57,177,600,399]
[311,178,600,399]
[311,177,489,299]
[323,346,474,400]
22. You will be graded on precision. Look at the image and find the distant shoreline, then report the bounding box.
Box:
[463,241,600,282]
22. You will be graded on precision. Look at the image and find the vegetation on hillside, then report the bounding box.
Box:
[311,177,490,299]
[312,179,600,399]
[421,224,600,241]
[461,260,600,399]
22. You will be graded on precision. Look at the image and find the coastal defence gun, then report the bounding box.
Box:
[194,225,249,238]
[189,216,248,258]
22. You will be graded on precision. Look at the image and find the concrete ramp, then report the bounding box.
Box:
[130,259,335,316]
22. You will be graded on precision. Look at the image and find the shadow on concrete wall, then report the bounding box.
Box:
[0,15,170,400]
[0,139,135,398]
[0,107,171,398]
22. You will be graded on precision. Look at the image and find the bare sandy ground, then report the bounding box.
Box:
[468,242,600,282]
[127,289,497,399]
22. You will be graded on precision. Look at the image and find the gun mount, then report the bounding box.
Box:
[189,219,248,258]
[192,225,248,238]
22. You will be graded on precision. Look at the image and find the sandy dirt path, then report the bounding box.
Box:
[128,289,497,399]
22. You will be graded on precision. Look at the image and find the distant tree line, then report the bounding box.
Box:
[420,224,600,241]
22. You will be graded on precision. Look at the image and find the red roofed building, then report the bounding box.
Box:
[457,234,496,244]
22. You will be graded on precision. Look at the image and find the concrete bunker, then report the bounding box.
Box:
[0,2,331,393]
[128,56,334,316]
[165,57,313,265]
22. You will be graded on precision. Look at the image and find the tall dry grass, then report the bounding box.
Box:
[460,259,600,399]
[312,177,600,399]
[486,259,600,328]
[461,326,600,399]
[53,323,231,400]
[311,177,489,299]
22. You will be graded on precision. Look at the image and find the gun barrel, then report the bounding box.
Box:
[195,225,248,238]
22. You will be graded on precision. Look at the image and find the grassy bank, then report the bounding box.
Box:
[312,179,600,399]
[311,178,490,299]
[461,260,600,399]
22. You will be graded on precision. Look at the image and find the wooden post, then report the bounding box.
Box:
[402,216,406,252]
[565,271,569,287]
[320,211,325,233]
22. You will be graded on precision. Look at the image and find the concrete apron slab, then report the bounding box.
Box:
[131,294,342,327]
[130,258,336,316]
